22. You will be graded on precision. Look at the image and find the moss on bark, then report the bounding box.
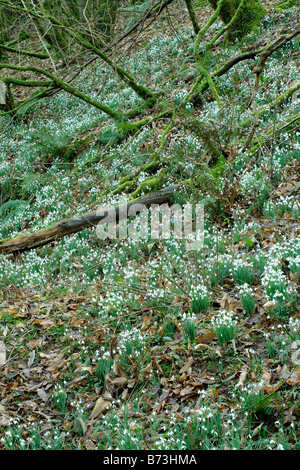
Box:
[208,0,265,41]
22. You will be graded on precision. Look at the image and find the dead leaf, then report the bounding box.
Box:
[291,349,300,366]
[37,388,49,402]
[179,357,193,374]
[27,338,44,348]
[196,332,216,343]
[89,395,112,419]
[236,367,248,387]
[0,341,6,366]
[215,348,222,357]
[28,350,35,368]
[283,406,296,424]
[287,367,300,385]
[74,363,94,374]
[127,378,136,388]
[263,300,277,310]
[261,367,272,386]
[159,390,170,403]
[277,364,290,380]
[179,385,195,397]
[110,377,127,386]
[0,404,11,425]
[113,362,127,378]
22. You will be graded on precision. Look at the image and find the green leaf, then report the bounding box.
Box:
[244,237,254,246]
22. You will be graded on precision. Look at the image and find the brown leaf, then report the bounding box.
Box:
[277,364,290,380]
[179,357,193,374]
[236,367,248,388]
[27,338,44,348]
[110,377,127,387]
[189,375,215,385]
[74,364,94,374]
[263,300,277,310]
[261,367,272,386]
[113,362,127,378]
[141,316,152,332]
[179,385,195,397]
[196,332,216,343]
[159,390,170,403]
[28,350,35,368]
[0,404,11,426]
[283,407,296,424]
[287,367,300,385]
[89,395,112,419]
[127,378,136,388]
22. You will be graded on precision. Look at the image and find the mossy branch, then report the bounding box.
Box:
[0,43,49,58]
[246,112,300,155]
[184,0,200,34]
[0,76,52,87]
[189,27,300,106]
[193,0,225,108]
[0,63,122,120]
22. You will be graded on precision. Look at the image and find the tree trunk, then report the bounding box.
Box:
[0,186,175,255]
[208,0,265,41]
[0,6,8,59]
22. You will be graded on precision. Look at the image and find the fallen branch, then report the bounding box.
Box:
[0,186,175,255]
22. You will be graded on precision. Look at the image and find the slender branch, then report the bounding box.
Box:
[190,27,300,106]
[246,113,300,155]
[184,0,200,34]
[0,87,53,116]
[240,79,300,129]
[243,28,300,149]
[118,0,175,46]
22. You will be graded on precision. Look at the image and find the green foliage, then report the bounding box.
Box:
[183,316,197,341]
[96,356,114,386]
[52,386,68,413]
[0,199,27,223]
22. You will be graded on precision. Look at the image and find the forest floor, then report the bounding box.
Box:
[0,0,300,450]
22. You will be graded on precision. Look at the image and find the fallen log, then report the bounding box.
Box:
[0,186,175,255]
